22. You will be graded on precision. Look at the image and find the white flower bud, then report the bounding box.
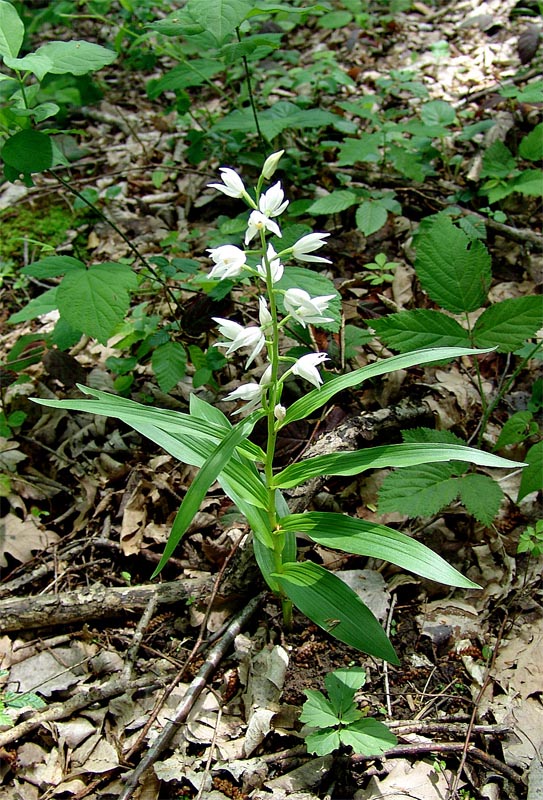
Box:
[274,404,287,422]
[261,150,284,180]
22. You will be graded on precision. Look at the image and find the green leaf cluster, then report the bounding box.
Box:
[300,668,397,756]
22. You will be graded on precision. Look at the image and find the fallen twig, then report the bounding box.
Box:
[117,591,265,800]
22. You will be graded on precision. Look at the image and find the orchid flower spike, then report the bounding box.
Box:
[212,318,265,368]
[208,167,246,199]
[283,288,335,328]
[291,352,329,389]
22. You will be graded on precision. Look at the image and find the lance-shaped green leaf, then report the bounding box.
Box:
[151,413,260,576]
[273,443,523,490]
[279,347,491,428]
[278,512,480,588]
[273,561,399,663]
[0,0,24,59]
[33,386,265,462]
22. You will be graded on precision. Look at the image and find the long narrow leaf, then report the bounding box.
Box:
[33,386,266,462]
[273,443,524,490]
[151,413,259,576]
[279,347,492,427]
[279,512,480,588]
[273,561,399,664]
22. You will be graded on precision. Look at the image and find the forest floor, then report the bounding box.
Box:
[0,0,542,798]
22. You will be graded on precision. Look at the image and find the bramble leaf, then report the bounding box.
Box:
[372,309,470,352]
[472,296,542,352]
[458,473,503,526]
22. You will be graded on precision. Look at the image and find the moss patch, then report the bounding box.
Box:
[0,201,88,263]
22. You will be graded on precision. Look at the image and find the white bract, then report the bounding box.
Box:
[207,244,246,279]
[212,318,266,367]
[284,288,335,328]
[291,352,329,388]
[291,232,331,263]
[207,167,246,198]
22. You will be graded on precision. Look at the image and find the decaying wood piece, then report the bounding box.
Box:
[286,400,434,513]
[0,578,208,633]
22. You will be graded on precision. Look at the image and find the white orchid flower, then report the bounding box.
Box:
[291,232,331,263]
[207,244,247,279]
[257,243,284,284]
[283,288,335,328]
[208,167,246,198]
[259,181,289,218]
[224,382,263,414]
[212,318,266,368]
[291,352,329,389]
[261,150,284,180]
[245,210,282,245]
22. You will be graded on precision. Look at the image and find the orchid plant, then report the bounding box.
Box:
[34,152,524,666]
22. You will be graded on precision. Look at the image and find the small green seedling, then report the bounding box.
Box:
[517,520,543,558]
[361,253,400,285]
[300,667,397,756]
[0,670,46,727]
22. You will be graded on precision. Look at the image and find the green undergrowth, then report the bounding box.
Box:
[0,201,89,263]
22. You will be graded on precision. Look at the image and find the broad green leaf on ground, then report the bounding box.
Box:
[1,130,53,175]
[8,287,58,323]
[511,170,543,196]
[378,463,461,517]
[304,727,341,756]
[494,411,539,451]
[300,690,342,727]
[152,342,187,393]
[420,99,456,126]
[279,512,479,588]
[472,295,542,352]
[518,441,543,501]
[28,41,116,80]
[273,561,399,663]
[213,101,342,141]
[458,473,503,525]
[336,135,381,165]
[308,190,358,215]
[519,124,543,161]
[372,309,470,352]
[414,215,492,313]
[279,347,491,427]
[147,59,224,99]
[56,262,138,344]
[151,412,260,576]
[186,0,251,44]
[340,718,397,755]
[480,141,517,179]
[22,256,86,278]
[273,443,521,490]
[275,266,340,330]
[356,201,388,236]
[325,668,366,714]
[0,0,24,59]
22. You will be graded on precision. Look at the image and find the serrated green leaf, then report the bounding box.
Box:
[212,101,341,142]
[186,0,251,44]
[300,689,342,727]
[355,201,388,236]
[518,441,543,501]
[494,411,538,450]
[337,135,381,165]
[147,59,224,99]
[378,464,461,517]
[519,123,543,161]
[279,511,479,588]
[308,190,358,215]
[481,141,516,179]
[372,309,470,352]
[458,473,503,525]
[273,443,521,490]
[340,718,397,755]
[326,667,367,696]
[152,342,187,393]
[274,561,399,663]
[473,296,542,352]
[279,347,492,428]
[304,727,341,755]
[151,412,260,576]
[8,287,58,323]
[403,427,468,447]
[511,169,543,196]
[22,256,85,278]
[0,0,24,59]
[56,263,137,344]
[414,215,492,313]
